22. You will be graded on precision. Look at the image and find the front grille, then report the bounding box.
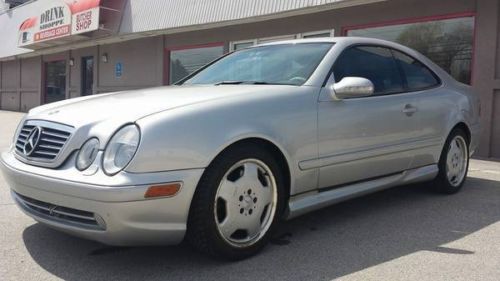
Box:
[15,122,72,161]
[14,192,105,230]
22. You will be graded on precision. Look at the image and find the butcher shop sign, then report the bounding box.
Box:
[18,0,100,47]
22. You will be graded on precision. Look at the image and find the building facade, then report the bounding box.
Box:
[0,0,499,159]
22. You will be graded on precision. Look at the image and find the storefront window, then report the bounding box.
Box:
[346,16,474,84]
[169,45,224,84]
[229,29,334,51]
[301,30,333,38]
[44,60,66,104]
[232,41,254,51]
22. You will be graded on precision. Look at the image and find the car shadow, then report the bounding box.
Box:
[22,176,500,281]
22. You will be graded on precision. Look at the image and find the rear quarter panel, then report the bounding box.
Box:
[413,81,479,167]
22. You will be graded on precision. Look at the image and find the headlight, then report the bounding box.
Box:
[102,124,140,175]
[76,138,100,171]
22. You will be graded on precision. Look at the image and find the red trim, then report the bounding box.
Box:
[34,24,71,42]
[163,48,170,86]
[166,42,224,51]
[41,61,47,104]
[342,12,477,85]
[163,42,224,85]
[470,15,478,86]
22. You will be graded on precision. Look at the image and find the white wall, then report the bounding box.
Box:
[0,1,10,12]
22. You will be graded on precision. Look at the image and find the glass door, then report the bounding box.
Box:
[81,56,94,96]
[44,60,66,104]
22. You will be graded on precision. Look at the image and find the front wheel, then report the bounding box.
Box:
[186,145,285,260]
[432,128,469,194]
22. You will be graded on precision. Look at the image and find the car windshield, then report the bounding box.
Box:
[182,43,334,86]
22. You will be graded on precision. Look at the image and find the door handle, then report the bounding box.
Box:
[402,104,418,116]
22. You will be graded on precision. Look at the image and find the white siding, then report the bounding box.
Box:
[120,0,369,33]
[0,0,381,59]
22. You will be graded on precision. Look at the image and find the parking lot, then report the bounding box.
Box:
[1,110,500,281]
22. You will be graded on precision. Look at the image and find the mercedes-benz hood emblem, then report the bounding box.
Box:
[23,126,42,156]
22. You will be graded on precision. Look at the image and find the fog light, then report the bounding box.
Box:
[144,183,182,198]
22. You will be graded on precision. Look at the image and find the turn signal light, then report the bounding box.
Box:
[144,183,181,198]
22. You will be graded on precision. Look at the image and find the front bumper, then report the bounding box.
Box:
[0,151,204,246]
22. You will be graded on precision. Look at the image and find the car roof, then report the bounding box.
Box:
[255,36,400,48]
[252,36,455,85]
[253,36,422,58]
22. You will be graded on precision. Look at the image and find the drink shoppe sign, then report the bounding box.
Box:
[18,0,101,47]
[35,3,72,42]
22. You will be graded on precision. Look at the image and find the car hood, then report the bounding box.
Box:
[27,85,291,127]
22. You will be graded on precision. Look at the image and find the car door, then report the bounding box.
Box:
[391,50,448,168]
[317,45,420,189]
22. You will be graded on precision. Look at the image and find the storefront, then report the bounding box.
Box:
[0,0,499,158]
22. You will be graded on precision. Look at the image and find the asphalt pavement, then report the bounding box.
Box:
[1,110,500,281]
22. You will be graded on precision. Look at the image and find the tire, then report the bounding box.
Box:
[432,128,470,194]
[186,144,285,260]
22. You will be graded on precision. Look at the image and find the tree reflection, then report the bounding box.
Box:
[396,21,473,84]
[171,59,190,84]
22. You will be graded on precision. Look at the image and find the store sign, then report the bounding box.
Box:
[18,0,100,47]
[35,4,72,42]
[72,6,100,35]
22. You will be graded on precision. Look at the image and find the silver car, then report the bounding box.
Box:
[0,37,481,260]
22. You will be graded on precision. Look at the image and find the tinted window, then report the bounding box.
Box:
[333,46,404,95]
[392,50,439,90]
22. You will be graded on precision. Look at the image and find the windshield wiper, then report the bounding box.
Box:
[214,81,245,85]
[214,81,271,85]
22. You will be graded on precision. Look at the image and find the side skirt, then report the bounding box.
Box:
[286,164,438,220]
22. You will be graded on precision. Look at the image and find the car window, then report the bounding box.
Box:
[392,50,440,91]
[183,43,334,86]
[333,46,404,95]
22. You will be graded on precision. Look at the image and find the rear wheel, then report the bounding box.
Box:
[432,128,469,194]
[186,145,285,260]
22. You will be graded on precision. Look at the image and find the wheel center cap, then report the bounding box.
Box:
[243,195,253,209]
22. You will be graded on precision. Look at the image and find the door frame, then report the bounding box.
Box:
[41,55,67,105]
[80,56,94,96]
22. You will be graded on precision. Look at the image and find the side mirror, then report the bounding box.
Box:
[331,77,374,100]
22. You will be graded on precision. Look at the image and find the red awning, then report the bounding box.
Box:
[19,17,37,31]
[68,0,101,14]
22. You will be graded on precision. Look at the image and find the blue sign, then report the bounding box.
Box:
[115,62,122,78]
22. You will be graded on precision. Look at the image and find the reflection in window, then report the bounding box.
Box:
[233,41,254,51]
[184,43,333,86]
[392,50,439,90]
[44,60,66,104]
[169,45,224,84]
[347,17,474,84]
[229,30,334,51]
[302,32,331,38]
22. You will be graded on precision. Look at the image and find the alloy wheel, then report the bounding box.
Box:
[214,159,278,247]
[445,135,468,187]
